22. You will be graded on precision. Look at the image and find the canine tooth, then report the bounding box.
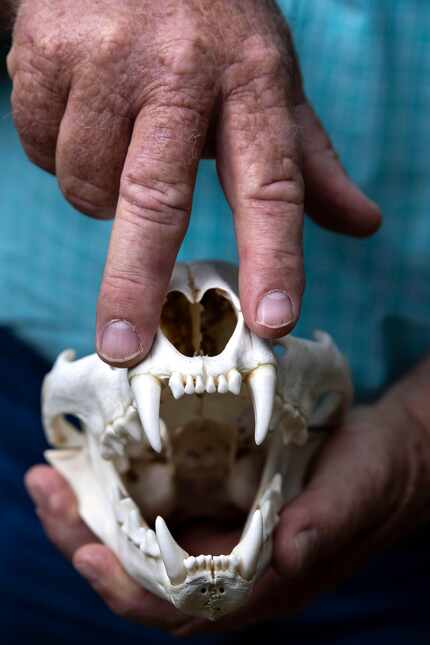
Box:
[130,374,162,453]
[206,375,216,394]
[143,529,160,558]
[155,517,189,584]
[185,374,195,395]
[228,369,242,395]
[231,510,263,581]
[247,364,276,445]
[217,374,228,394]
[169,372,185,400]
[194,375,205,394]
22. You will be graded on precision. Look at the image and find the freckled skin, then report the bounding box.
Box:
[6,0,380,369]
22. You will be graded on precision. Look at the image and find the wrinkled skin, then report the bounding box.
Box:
[7,0,380,366]
[27,357,430,634]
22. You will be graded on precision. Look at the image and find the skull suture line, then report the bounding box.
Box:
[42,262,352,621]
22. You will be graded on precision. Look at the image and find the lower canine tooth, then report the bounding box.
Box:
[155,517,189,584]
[231,510,263,581]
[169,372,185,400]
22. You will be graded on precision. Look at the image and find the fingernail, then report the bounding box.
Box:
[100,320,141,361]
[256,291,294,328]
[74,560,99,586]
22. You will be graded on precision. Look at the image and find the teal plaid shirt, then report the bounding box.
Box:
[1,0,429,400]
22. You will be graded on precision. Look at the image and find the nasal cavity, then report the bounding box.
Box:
[160,289,237,357]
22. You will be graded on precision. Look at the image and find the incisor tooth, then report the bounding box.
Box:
[228,369,242,395]
[185,374,195,395]
[231,510,263,581]
[155,517,189,584]
[247,364,276,445]
[169,372,185,400]
[217,374,228,394]
[130,373,162,452]
[194,375,205,394]
[206,375,216,394]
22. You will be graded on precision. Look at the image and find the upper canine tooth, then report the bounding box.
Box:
[247,364,276,445]
[185,374,195,395]
[155,516,189,585]
[169,372,185,400]
[217,374,228,394]
[130,374,162,453]
[228,369,242,395]
[206,375,216,394]
[194,375,205,394]
[230,509,263,581]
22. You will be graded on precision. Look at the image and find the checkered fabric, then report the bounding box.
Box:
[1,0,429,400]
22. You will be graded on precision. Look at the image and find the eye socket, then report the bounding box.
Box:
[200,587,208,595]
[160,289,237,357]
[219,586,225,594]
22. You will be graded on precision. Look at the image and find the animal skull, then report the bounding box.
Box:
[42,262,352,621]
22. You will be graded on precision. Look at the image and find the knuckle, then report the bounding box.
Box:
[60,176,114,219]
[90,22,131,66]
[120,173,191,229]
[159,35,211,80]
[244,39,284,75]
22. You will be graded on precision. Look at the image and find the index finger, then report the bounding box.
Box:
[96,94,212,367]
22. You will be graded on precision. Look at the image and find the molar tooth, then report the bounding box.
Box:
[194,375,205,394]
[169,372,185,400]
[115,497,138,525]
[185,374,195,395]
[230,510,263,581]
[247,364,277,445]
[217,374,228,394]
[197,555,206,569]
[123,509,141,539]
[130,373,162,453]
[155,517,189,584]
[228,369,242,395]
[184,556,196,572]
[143,529,160,558]
[206,375,216,394]
[134,527,148,548]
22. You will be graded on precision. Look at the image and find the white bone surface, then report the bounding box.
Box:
[42,261,352,621]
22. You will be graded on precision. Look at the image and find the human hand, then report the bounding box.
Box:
[8,0,380,366]
[25,362,430,634]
